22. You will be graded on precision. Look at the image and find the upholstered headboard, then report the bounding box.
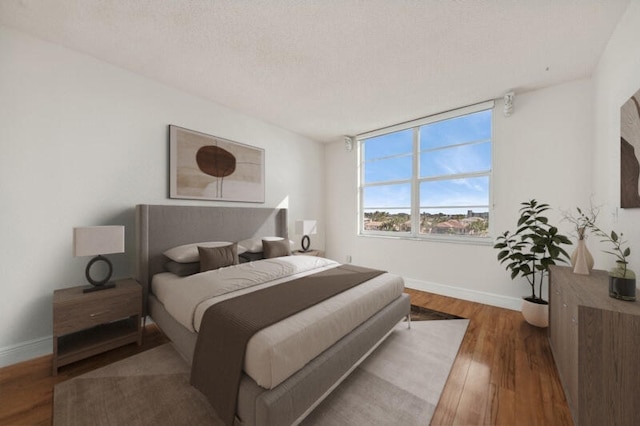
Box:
[136,204,288,314]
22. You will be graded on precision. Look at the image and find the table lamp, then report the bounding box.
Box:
[73,226,125,293]
[295,220,317,252]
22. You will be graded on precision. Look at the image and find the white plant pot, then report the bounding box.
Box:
[521,299,549,328]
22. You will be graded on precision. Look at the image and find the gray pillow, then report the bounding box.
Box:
[263,239,291,258]
[164,241,236,263]
[239,252,263,263]
[198,243,239,272]
[164,261,200,277]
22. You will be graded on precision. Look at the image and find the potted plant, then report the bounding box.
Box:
[494,199,572,327]
[571,207,636,301]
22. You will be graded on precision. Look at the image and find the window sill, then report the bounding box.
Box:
[357,232,494,246]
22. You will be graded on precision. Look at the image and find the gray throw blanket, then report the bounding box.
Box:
[190,264,385,425]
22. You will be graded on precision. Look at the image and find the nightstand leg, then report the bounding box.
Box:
[52,337,58,376]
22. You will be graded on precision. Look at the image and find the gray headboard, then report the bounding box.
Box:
[136,204,288,314]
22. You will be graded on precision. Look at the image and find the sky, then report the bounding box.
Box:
[362,109,492,215]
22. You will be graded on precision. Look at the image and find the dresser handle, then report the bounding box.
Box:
[562,303,567,308]
[90,310,110,317]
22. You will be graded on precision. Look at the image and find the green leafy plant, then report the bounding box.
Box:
[601,231,635,278]
[494,200,572,303]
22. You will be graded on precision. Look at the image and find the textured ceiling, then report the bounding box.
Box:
[0,0,630,142]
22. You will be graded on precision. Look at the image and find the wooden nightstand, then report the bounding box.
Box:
[292,249,324,257]
[52,278,142,375]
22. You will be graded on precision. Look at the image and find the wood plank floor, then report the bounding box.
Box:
[405,289,572,426]
[0,290,572,425]
[0,323,170,426]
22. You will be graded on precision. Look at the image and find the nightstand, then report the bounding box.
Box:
[292,249,324,257]
[52,278,142,375]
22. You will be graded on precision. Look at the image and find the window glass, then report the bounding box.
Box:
[365,155,413,182]
[419,176,489,207]
[359,103,492,241]
[363,129,413,161]
[363,209,412,232]
[420,110,492,150]
[420,141,491,178]
[419,208,489,237]
[363,183,411,209]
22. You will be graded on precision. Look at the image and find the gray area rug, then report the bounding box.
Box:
[54,319,468,426]
[409,304,464,321]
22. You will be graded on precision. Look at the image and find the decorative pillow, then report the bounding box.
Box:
[239,252,264,263]
[238,237,293,253]
[163,241,245,263]
[237,236,280,253]
[164,261,200,277]
[198,243,239,272]
[263,239,291,259]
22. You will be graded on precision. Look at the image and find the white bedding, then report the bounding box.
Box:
[152,256,404,388]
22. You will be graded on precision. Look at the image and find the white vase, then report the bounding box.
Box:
[570,238,594,275]
[521,299,549,328]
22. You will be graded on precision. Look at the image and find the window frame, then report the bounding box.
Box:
[358,101,494,244]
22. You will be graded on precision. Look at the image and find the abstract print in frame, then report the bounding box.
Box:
[621,88,640,208]
[169,125,265,203]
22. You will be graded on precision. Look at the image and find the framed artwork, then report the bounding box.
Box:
[621,88,640,208]
[169,125,265,203]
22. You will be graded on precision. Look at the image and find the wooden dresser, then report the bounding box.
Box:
[549,266,640,426]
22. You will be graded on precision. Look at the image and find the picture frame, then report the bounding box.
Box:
[620,88,640,208]
[169,125,265,203]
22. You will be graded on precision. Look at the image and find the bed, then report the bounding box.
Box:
[135,204,410,426]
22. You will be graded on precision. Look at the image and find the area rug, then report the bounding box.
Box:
[409,304,464,321]
[54,319,468,426]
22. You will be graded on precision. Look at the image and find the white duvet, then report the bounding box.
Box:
[152,256,404,388]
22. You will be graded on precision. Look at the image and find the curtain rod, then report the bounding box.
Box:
[357,98,496,140]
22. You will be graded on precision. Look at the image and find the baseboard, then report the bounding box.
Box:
[405,278,522,311]
[0,316,155,368]
[0,335,52,368]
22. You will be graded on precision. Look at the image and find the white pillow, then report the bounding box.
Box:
[163,241,247,263]
[238,237,294,253]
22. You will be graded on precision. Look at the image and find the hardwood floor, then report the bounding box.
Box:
[0,291,572,425]
[405,289,572,426]
[0,323,169,426]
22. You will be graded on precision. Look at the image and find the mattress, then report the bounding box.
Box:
[151,256,404,389]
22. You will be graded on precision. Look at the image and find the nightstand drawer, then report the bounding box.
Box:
[54,293,140,335]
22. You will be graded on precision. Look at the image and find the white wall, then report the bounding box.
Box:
[325,78,595,308]
[0,25,325,365]
[592,0,640,272]
[324,0,640,313]
[4,0,639,367]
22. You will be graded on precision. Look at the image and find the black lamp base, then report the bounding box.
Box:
[83,282,116,293]
[301,235,311,252]
[83,255,116,292]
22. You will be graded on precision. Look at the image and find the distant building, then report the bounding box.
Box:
[432,219,466,234]
[467,210,489,219]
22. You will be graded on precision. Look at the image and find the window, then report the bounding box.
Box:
[359,101,493,241]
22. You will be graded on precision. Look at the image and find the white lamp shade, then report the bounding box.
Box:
[295,220,317,235]
[74,226,125,257]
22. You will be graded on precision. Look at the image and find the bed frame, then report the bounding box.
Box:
[135,204,410,426]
